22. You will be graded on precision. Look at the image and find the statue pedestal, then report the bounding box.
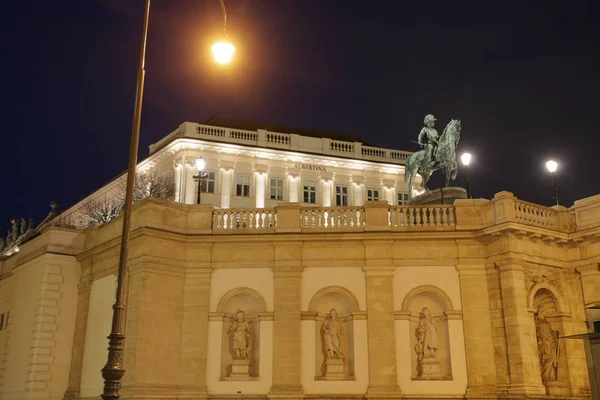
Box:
[323,358,345,380]
[229,359,251,379]
[409,187,467,205]
[417,357,443,380]
[546,381,567,396]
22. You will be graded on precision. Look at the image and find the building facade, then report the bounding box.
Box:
[0,119,599,400]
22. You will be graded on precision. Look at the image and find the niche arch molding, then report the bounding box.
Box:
[217,286,268,314]
[401,284,454,312]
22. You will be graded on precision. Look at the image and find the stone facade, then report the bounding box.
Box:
[1,121,600,400]
[0,192,599,400]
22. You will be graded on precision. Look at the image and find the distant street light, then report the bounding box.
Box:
[102,1,235,399]
[460,152,472,199]
[194,158,207,204]
[545,160,559,206]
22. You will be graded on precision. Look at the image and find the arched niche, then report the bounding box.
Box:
[531,287,567,387]
[402,285,453,380]
[528,283,565,314]
[217,287,267,379]
[308,286,359,380]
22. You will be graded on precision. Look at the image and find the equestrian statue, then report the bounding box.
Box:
[404,114,461,200]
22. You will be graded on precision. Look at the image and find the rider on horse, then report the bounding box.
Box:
[417,114,439,167]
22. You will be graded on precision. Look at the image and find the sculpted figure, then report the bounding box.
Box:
[415,307,438,361]
[20,218,27,236]
[10,219,19,243]
[229,310,252,360]
[322,308,343,359]
[535,307,559,384]
[417,114,440,167]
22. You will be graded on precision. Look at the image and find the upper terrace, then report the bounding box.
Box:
[149,119,413,165]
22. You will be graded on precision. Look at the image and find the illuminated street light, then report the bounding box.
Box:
[545,160,559,206]
[102,1,235,398]
[212,0,235,64]
[460,152,472,199]
[212,41,235,64]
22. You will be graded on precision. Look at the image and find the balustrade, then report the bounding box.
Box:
[300,207,364,230]
[213,209,276,231]
[330,140,354,153]
[389,205,456,229]
[229,129,257,142]
[514,200,558,230]
[266,132,290,145]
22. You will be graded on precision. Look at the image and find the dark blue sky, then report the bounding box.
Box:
[2,0,599,232]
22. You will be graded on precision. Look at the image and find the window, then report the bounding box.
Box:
[270,178,284,200]
[200,171,216,193]
[397,192,409,205]
[335,185,348,206]
[367,189,380,201]
[594,320,600,333]
[236,174,251,197]
[303,182,317,204]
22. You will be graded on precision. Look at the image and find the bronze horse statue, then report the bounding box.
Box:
[404,119,461,200]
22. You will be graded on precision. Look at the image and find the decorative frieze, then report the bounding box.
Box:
[523,265,564,295]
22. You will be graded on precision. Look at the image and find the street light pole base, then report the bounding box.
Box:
[101,332,126,400]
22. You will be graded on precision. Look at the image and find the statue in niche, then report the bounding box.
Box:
[415,306,438,362]
[228,310,252,360]
[535,307,560,384]
[322,308,343,359]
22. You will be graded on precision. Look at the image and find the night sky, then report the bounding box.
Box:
[2,0,599,232]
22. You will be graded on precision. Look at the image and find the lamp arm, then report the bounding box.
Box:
[218,0,227,34]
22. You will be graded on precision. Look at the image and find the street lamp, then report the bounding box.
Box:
[545,160,559,206]
[460,152,472,199]
[193,158,207,204]
[101,1,234,399]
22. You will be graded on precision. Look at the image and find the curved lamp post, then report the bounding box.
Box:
[460,152,472,199]
[545,160,559,206]
[101,1,234,399]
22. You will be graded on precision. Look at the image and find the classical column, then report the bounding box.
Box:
[63,273,93,400]
[363,241,400,399]
[495,259,545,396]
[321,179,332,207]
[456,263,498,398]
[255,172,267,208]
[220,168,233,209]
[269,242,303,400]
[353,182,364,206]
[288,175,300,203]
[173,158,184,203]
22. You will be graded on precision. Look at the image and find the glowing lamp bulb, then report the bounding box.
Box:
[545,160,558,173]
[461,152,472,166]
[211,41,235,64]
[195,158,206,171]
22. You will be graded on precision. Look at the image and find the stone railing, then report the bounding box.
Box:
[513,200,559,230]
[389,205,456,230]
[212,209,276,232]
[300,207,365,231]
[169,123,414,165]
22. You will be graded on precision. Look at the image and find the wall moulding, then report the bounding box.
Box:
[216,287,268,313]
[400,285,454,312]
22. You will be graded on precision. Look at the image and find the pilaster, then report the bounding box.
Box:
[121,258,185,399]
[495,259,546,397]
[456,264,497,398]
[63,273,93,400]
[269,242,303,400]
[363,240,400,399]
[178,265,212,399]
